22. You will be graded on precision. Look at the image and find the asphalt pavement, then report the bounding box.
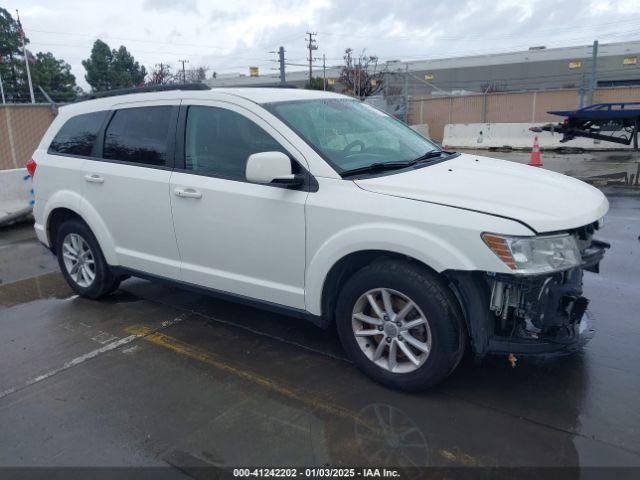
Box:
[0,193,639,478]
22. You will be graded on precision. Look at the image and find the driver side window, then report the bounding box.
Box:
[185,106,286,181]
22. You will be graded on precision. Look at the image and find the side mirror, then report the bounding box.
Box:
[246,151,304,187]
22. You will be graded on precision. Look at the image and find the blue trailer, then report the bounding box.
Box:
[532,102,640,149]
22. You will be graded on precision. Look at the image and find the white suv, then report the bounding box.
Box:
[30,86,609,390]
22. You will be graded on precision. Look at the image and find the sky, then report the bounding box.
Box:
[9,0,640,90]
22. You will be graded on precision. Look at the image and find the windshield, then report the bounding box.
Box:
[265,98,441,174]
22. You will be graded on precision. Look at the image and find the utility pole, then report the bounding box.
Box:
[306,32,318,83]
[322,54,326,91]
[588,40,598,106]
[16,10,34,104]
[278,46,286,85]
[178,59,189,83]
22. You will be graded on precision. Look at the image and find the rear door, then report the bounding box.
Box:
[37,111,110,220]
[80,101,181,278]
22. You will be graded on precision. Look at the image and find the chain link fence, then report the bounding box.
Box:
[0,104,57,171]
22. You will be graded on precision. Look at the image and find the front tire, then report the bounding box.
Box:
[55,219,120,299]
[335,259,465,391]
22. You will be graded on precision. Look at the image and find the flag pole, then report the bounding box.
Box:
[16,10,35,104]
[0,72,5,104]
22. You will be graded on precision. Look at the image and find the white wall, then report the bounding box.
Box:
[0,168,33,225]
[443,123,634,150]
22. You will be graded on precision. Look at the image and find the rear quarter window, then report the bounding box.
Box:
[48,111,108,156]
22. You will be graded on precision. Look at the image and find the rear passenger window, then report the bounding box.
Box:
[49,111,108,156]
[103,106,173,166]
[185,106,286,180]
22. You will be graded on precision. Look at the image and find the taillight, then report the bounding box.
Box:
[26,158,37,177]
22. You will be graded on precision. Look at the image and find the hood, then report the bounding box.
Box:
[354,153,609,233]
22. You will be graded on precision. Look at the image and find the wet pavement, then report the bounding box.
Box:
[0,196,639,477]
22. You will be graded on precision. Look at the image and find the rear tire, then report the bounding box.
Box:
[55,219,120,299]
[335,259,464,391]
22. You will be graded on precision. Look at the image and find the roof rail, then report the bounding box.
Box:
[75,83,210,102]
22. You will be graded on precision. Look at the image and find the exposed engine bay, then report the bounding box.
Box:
[447,221,609,359]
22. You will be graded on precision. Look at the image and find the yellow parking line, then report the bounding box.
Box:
[124,325,478,466]
[124,325,359,423]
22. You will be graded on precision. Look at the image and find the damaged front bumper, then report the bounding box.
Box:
[446,236,609,360]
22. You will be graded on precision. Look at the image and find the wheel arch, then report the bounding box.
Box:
[306,223,476,318]
[45,202,117,265]
[320,250,440,327]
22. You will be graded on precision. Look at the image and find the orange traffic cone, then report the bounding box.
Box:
[528,135,543,167]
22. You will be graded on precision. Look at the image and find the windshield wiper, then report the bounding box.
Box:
[340,150,451,178]
[341,161,414,177]
[409,149,446,164]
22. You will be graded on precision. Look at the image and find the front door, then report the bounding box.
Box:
[170,102,308,309]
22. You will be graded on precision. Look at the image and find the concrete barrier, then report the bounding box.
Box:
[410,123,430,139]
[0,168,33,226]
[443,123,635,150]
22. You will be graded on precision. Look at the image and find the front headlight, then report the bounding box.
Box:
[482,233,581,275]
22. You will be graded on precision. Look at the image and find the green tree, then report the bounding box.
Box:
[305,76,333,91]
[112,46,146,86]
[82,40,146,91]
[0,7,30,101]
[32,52,77,102]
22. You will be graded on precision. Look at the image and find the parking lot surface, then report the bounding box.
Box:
[0,196,639,476]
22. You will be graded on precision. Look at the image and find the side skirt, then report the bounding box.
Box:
[110,266,328,329]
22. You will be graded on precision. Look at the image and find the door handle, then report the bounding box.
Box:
[84,174,104,184]
[174,187,202,199]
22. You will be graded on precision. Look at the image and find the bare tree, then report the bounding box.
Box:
[339,48,385,99]
[146,63,175,85]
[184,66,209,83]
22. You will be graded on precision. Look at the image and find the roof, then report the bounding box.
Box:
[59,87,346,116]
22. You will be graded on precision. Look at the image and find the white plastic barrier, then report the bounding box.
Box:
[410,123,430,138]
[442,123,635,150]
[0,168,33,226]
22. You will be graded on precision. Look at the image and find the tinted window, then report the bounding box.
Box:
[103,106,173,166]
[185,106,285,180]
[49,111,108,156]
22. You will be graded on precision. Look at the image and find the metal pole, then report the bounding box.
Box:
[22,38,34,103]
[278,46,286,85]
[588,40,598,106]
[0,72,5,104]
[323,54,326,91]
[579,73,586,108]
[404,63,409,123]
[16,11,34,103]
[356,60,359,99]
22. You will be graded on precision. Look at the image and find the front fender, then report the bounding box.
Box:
[305,222,477,316]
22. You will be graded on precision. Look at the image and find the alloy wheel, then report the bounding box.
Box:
[352,288,432,374]
[61,233,96,288]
